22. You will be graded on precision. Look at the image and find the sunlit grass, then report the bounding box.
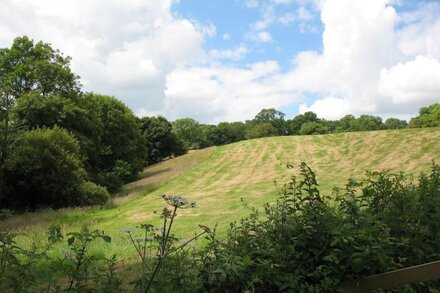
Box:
[2,128,440,260]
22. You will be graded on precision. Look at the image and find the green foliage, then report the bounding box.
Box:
[335,114,357,132]
[13,91,145,192]
[300,121,327,135]
[355,115,384,131]
[140,116,186,165]
[206,122,246,146]
[0,36,80,100]
[246,122,278,139]
[0,35,81,207]
[84,93,146,191]
[289,111,319,135]
[0,226,121,292]
[1,164,440,291]
[78,181,110,206]
[60,229,115,291]
[172,118,203,150]
[336,115,385,132]
[5,127,109,209]
[254,108,287,135]
[384,117,408,129]
[409,103,440,128]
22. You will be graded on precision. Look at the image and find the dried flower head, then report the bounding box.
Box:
[161,194,197,209]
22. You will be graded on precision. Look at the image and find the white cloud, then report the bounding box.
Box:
[300,97,350,120]
[397,3,440,59]
[284,0,404,118]
[256,31,273,42]
[0,0,205,111]
[209,46,249,60]
[378,55,440,104]
[163,61,296,123]
[222,33,231,40]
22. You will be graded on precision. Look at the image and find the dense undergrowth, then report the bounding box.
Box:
[1,162,440,292]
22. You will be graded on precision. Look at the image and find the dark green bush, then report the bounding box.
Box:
[78,181,110,206]
[5,127,110,209]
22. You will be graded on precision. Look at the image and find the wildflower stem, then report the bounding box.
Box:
[145,205,178,292]
[165,230,207,256]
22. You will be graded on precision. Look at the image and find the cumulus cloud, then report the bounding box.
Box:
[378,56,440,104]
[0,0,205,111]
[163,61,296,123]
[285,0,440,119]
[299,97,350,120]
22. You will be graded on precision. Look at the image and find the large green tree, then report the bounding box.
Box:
[207,122,246,146]
[384,118,408,130]
[84,93,146,191]
[172,118,203,150]
[246,122,278,139]
[254,108,287,135]
[0,36,81,205]
[5,128,109,209]
[300,121,327,135]
[139,116,186,165]
[288,111,319,135]
[13,92,102,177]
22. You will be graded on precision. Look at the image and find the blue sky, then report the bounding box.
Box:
[174,0,324,70]
[1,0,439,123]
[172,0,326,118]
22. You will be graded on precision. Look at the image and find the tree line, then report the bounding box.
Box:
[1,36,439,210]
[172,103,439,150]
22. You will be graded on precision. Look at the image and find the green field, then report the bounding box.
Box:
[1,127,440,259]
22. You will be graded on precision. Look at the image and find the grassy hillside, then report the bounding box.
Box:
[1,127,440,259]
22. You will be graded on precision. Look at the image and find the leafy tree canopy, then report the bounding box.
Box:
[409,103,440,128]
[84,93,146,190]
[5,127,109,209]
[0,36,80,100]
[300,121,327,135]
[384,118,408,130]
[246,122,278,139]
[140,116,186,165]
[254,108,287,135]
[172,118,203,150]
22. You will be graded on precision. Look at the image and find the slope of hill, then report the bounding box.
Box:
[1,127,440,257]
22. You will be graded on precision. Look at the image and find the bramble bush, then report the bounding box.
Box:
[1,163,440,292]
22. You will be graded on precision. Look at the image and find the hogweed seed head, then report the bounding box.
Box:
[161,194,197,209]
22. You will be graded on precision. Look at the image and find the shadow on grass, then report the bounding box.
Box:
[138,168,171,180]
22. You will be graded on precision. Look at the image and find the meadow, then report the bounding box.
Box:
[1,127,440,261]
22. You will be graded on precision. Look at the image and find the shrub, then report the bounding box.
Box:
[5,127,109,209]
[78,181,110,206]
